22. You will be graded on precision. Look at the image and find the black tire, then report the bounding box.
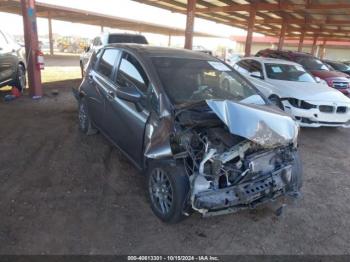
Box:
[78,98,98,135]
[269,95,284,110]
[146,161,190,223]
[14,64,26,92]
[290,151,303,192]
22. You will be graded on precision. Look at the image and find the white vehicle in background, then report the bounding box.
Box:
[80,33,148,77]
[232,57,350,128]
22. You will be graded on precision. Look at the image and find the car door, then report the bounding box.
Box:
[85,48,120,130]
[0,31,16,85]
[105,51,150,166]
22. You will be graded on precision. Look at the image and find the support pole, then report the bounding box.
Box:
[168,34,172,47]
[184,0,196,50]
[298,28,305,52]
[277,20,287,51]
[48,12,53,55]
[244,8,256,57]
[21,0,42,97]
[101,25,104,33]
[311,35,318,56]
[319,40,327,59]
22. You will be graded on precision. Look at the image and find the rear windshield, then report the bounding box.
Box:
[295,57,329,71]
[108,35,148,44]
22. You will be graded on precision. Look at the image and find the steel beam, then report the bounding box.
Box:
[277,20,287,50]
[184,0,196,49]
[244,8,256,57]
[298,29,305,52]
[21,0,42,97]
[319,40,327,59]
[168,34,172,47]
[311,36,318,56]
[48,11,53,55]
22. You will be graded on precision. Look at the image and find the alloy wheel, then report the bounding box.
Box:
[149,168,174,215]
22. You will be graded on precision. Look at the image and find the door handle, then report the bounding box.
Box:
[107,90,115,99]
[88,74,93,83]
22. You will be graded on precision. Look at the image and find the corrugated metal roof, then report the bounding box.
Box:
[133,0,350,41]
[0,0,222,37]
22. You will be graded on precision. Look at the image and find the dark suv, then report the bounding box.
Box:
[256,49,350,96]
[80,33,148,77]
[73,44,302,223]
[0,30,26,91]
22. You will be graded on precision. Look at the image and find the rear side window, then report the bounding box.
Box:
[235,60,250,74]
[96,49,120,79]
[108,35,148,44]
[90,49,103,69]
[250,60,263,74]
[116,52,149,94]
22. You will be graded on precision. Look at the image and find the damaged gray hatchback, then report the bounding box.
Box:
[73,44,302,223]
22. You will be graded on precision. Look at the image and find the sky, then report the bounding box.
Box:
[0,0,250,49]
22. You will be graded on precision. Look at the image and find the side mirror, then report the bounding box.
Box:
[250,71,263,79]
[116,84,142,104]
[315,76,321,83]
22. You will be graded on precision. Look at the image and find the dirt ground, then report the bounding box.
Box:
[0,80,350,255]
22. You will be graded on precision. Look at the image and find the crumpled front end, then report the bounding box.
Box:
[145,99,302,216]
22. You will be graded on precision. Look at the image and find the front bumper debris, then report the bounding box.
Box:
[192,166,295,217]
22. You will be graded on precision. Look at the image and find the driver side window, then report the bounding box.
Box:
[116,52,149,94]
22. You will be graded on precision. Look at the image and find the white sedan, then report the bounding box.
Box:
[233,57,350,128]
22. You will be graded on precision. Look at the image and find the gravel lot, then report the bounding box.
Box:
[0,79,349,255]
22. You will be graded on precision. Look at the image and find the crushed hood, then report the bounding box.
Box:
[206,100,298,148]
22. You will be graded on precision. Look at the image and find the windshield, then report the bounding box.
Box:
[296,57,329,71]
[265,63,316,82]
[151,57,264,106]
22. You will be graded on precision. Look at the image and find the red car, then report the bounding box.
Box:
[256,49,350,97]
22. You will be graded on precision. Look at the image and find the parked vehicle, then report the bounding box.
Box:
[234,57,350,128]
[323,60,350,76]
[73,44,302,223]
[80,33,148,77]
[226,53,242,66]
[256,49,350,97]
[0,29,26,91]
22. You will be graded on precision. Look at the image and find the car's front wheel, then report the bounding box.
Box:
[78,98,97,135]
[146,162,190,223]
[14,64,26,91]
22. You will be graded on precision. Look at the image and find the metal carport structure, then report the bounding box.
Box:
[133,0,350,56]
[0,0,222,97]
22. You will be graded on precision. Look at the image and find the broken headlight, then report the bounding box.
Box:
[287,98,316,110]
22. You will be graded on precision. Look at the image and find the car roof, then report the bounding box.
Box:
[258,49,313,58]
[242,56,301,66]
[104,43,218,60]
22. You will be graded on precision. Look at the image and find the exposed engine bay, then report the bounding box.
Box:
[170,104,299,216]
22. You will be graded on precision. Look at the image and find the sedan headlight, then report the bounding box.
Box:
[287,98,316,109]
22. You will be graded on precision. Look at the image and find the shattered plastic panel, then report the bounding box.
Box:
[206,100,298,148]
